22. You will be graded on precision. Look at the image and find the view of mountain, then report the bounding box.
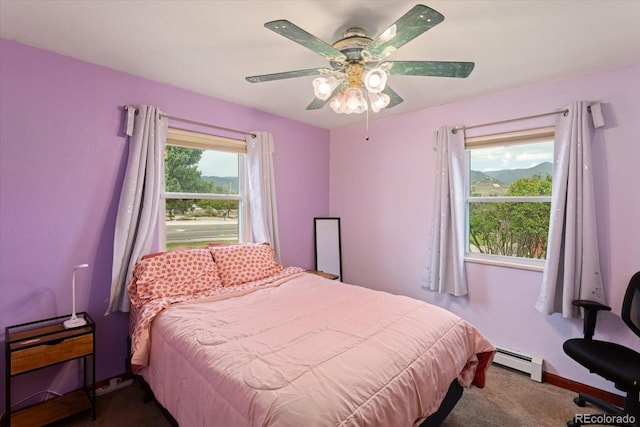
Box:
[202,176,238,193]
[202,164,551,196]
[470,162,552,196]
[479,162,553,185]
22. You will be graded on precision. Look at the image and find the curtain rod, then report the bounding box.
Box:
[123,105,256,138]
[452,109,569,134]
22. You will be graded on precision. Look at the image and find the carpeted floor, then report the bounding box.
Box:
[52,365,603,426]
[442,365,600,427]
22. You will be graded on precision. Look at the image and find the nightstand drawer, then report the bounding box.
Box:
[11,333,93,375]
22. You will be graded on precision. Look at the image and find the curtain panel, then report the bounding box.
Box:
[107,109,280,313]
[246,131,281,261]
[535,101,605,317]
[107,105,168,314]
[423,126,468,296]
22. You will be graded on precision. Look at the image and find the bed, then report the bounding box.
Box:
[128,244,495,426]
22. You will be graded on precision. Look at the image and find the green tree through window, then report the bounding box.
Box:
[466,129,554,262]
[162,131,245,249]
[164,146,239,220]
[469,174,551,259]
[165,146,215,217]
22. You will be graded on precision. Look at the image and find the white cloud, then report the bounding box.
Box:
[471,140,553,172]
[198,151,238,177]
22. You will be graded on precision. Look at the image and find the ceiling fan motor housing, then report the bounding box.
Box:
[331,27,372,65]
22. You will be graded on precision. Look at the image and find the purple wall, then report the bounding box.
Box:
[330,63,640,394]
[0,39,329,411]
[2,33,638,412]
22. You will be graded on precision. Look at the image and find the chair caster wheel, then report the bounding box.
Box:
[573,396,586,407]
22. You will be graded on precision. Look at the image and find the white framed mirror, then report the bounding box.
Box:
[314,217,342,281]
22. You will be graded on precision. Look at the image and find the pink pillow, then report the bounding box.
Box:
[209,243,283,287]
[132,248,221,303]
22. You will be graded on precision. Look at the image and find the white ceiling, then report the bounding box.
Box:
[2,1,640,130]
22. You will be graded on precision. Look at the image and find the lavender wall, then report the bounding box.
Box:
[0,39,329,411]
[330,63,640,394]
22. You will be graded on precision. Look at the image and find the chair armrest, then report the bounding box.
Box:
[572,300,611,340]
[572,300,611,311]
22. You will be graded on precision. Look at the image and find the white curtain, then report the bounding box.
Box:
[423,126,468,296]
[106,105,168,314]
[535,101,605,317]
[245,131,281,261]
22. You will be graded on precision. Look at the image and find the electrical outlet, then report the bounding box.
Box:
[96,377,133,396]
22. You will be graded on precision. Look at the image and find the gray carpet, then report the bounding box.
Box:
[442,366,600,427]
[53,365,602,426]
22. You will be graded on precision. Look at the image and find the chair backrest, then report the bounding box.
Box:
[622,271,640,337]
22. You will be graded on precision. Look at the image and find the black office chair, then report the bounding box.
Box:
[563,271,640,427]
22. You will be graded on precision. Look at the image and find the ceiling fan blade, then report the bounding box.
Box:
[265,20,347,63]
[381,85,403,109]
[246,68,333,83]
[384,61,475,78]
[306,82,346,110]
[363,5,444,61]
[306,97,330,111]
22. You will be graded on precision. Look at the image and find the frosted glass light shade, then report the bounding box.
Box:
[344,87,368,114]
[312,76,338,100]
[368,92,391,113]
[330,92,347,113]
[364,68,388,93]
[330,88,367,114]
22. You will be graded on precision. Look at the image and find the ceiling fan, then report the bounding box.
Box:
[245,4,474,115]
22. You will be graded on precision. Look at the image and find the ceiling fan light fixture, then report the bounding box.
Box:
[364,68,388,93]
[368,92,391,113]
[345,87,367,113]
[312,76,338,100]
[330,87,368,114]
[329,92,345,114]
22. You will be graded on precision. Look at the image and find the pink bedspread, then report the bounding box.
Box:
[129,266,305,369]
[137,272,494,426]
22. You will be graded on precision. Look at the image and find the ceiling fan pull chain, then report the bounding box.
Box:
[365,107,370,141]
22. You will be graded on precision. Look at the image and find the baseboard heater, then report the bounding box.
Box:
[493,347,543,382]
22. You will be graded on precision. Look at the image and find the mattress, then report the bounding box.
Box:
[137,272,494,426]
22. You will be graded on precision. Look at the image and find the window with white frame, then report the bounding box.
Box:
[161,128,247,250]
[465,127,554,265]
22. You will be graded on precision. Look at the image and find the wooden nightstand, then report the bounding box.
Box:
[306,270,340,280]
[5,313,96,427]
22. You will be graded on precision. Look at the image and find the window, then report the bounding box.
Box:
[161,128,247,250]
[465,127,554,267]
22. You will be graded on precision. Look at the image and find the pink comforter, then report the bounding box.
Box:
[129,266,305,369]
[138,272,494,427]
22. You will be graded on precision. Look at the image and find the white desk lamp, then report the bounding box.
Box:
[64,263,89,329]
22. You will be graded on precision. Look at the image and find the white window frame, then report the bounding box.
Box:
[464,126,555,271]
[159,128,249,250]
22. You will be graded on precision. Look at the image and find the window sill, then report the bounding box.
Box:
[464,254,545,272]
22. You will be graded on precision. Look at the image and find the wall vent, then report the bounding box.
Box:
[493,346,543,382]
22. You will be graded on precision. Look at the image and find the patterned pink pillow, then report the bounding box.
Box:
[133,248,221,303]
[209,243,283,287]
